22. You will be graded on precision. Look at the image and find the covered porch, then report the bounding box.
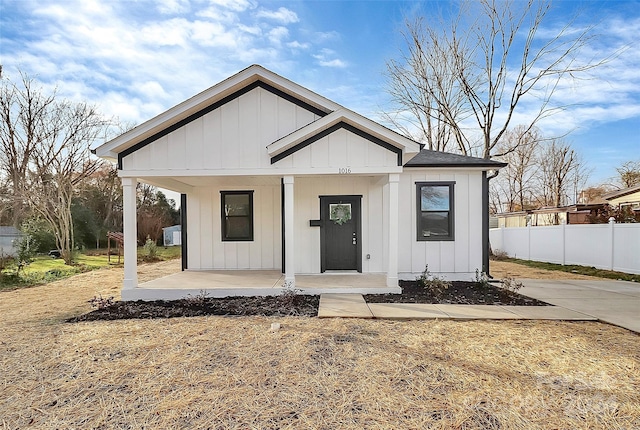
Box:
[119,171,403,300]
[123,270,399,301]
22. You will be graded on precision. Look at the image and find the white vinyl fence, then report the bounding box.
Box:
[490,223,640,275]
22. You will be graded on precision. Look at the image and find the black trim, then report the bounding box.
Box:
[220,190,254,241]
[117,80,329,169]
[405,162,507,168]
[180,194,187,271]
[416,182,456,241]
[309,220,321,227]
[270,122,403,166]
[281,179,285,274]
[482,171,489,275]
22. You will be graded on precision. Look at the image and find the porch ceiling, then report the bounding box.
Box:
[134,173,390,193]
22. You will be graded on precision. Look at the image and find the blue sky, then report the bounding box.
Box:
[1,0,639,186]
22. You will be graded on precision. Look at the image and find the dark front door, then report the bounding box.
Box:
[320,195,362,272]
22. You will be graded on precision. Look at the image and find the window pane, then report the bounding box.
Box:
[421,186,449,211]
[221,191,253,241]
[224,194,249,216]
[225,217,251,239]
[419,212,450,238]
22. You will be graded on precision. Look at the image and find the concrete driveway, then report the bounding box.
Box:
[519,279,640,333]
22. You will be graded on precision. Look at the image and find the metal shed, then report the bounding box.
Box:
[0,226,24,257]
[162,225,182,246]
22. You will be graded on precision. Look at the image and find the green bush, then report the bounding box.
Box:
[141,236,159,262]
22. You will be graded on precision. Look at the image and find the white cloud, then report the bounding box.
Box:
[267,26,289,45]
[287,40,310,50]
[255,7,298,24]
[140,18,191,46]
[317,58,348,68]
[313,48,348,68]
[238,24,262,36]
[208,0,256,12]
[156,0,190,14]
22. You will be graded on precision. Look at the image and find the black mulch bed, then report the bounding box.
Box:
[68,280,549,322]
[68,281,549,322]
[364,280,549,306]
[68,295,320,322]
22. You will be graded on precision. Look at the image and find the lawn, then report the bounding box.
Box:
[1,260,639,429]
[0,245,182,290]
[493,256,640,283]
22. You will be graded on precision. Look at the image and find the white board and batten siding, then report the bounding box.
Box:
[187,181,282,270]
[293,176,389,274]
[397,170,484,281]
[277,128,400,172]
[121,87,321,173]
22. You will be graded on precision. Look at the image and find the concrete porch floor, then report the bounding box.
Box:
[123,270,400,301]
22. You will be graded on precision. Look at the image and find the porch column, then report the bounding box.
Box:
[387,173,400,287]
[122,177,138,290]
[283,176,295,287]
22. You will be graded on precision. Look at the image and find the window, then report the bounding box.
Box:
[416,182,455,241]
[221,191,253,241]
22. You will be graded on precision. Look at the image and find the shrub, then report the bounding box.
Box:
[89,295,115,310]
[501,277,525,293]
[141,236,159,262]
[185,290,210,306]
[475,269,490,288]
[416,265,451,298]
[490,248,510,261]
[20,218,56,253]
[15,235,37,264]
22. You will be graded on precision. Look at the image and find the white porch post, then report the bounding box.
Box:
[387,174,400,287]
[122,177,138,290]
[283,176,295,287]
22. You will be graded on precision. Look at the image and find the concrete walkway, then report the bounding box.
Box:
[318,294,596,321]
[318,279,640,333]
[518,279,640,333]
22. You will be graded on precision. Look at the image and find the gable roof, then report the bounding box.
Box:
[94,65,343,161]
[404,148,507,168]
[267,109,421,165]
[602,184,640,200]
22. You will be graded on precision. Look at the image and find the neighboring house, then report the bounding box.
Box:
[162,225,182,247]
[0,226,24,257]
[94,65,505,300]
[603,185,640,211]
[496,204,605,227]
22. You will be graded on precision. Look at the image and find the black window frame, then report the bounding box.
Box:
[221,190,254,242]
[416,181,455,241]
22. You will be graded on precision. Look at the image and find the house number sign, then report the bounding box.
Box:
[338,167,352,174]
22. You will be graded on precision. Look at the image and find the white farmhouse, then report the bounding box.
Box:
[94,65,505,300]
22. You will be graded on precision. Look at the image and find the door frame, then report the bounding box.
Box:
[320,195,362,273]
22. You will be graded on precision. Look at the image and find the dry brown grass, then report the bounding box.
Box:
[490,260,597,280]
[1,260,639,429]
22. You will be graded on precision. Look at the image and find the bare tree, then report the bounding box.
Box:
[615,160,640,188]
[385,0,606,159]
[535,139,589,211]
[490,125,541,212]
[0,71,57,226]
[385,16,469,153]
[0,71,109,264]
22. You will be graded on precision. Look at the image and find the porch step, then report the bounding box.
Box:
[318,294,373,318]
